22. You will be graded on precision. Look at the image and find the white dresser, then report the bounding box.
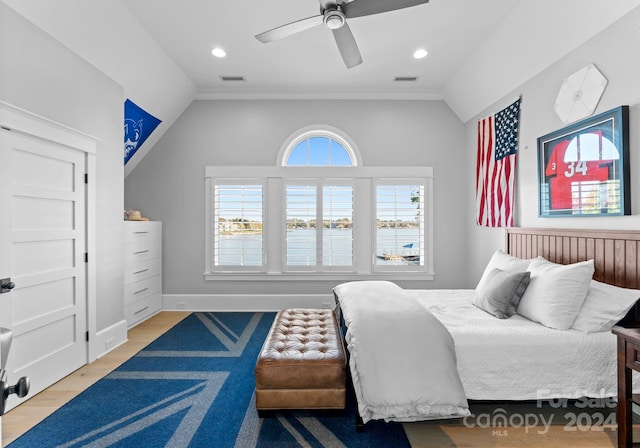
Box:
[124,221,162,328]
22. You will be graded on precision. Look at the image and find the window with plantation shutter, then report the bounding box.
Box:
[213,182,264,271]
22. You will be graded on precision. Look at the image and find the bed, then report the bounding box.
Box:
[333,227,640,429]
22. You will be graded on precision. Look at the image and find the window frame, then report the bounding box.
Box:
[204,166,434,281]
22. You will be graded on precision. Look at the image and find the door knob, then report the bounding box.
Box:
[7,376,29,398]
[0,376,30,416]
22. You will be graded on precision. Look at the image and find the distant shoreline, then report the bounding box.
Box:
[218,227,419,236]
[219,230,263,235]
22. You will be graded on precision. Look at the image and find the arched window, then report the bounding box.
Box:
[280,126,360,166]
[287,136,351,166]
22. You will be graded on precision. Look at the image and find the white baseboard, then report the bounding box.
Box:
[163,294,336,312]
[91,319,128,361]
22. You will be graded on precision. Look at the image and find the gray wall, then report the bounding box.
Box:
[125,99,468,294]
[465,6,640,285]
[0,3,125,332]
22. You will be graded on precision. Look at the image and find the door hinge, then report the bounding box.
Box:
[85,331,89,342]
[84,173,88,184]
[85,253,88,263]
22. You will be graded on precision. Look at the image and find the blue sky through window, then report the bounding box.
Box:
[287,136,352,166]
[309,137,330,165]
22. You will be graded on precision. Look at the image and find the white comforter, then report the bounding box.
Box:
[405,288,638,400]
[334,281,470,423]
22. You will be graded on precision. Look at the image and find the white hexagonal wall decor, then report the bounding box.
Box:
[554,63,607,124]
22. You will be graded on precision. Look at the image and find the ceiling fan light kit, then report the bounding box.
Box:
[324,9,346,29]
[255,0,429,68]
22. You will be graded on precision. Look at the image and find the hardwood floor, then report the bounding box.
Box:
[1,311,190,447]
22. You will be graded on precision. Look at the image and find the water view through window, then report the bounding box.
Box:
[215,183,423,267]
[214,184,263,267]
[375,184,423,266]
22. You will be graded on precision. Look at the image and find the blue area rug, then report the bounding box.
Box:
[8,312,410,448]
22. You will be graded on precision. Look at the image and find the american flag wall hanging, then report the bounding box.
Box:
[475,98,522,227]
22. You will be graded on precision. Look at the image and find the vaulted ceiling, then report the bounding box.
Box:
[3,0,639,174]
[122,0,519,99]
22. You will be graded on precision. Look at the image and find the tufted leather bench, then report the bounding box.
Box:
[255,309,346,415]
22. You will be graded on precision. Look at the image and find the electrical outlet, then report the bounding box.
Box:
[322,302,334,309]
[176,302,186,309]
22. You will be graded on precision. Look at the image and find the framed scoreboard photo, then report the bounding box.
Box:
[538,106,630,217]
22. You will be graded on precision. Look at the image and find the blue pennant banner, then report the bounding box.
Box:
[124,99,162,165]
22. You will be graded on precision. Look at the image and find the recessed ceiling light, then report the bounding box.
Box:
[211,47,226,58]
[413,48,428,59]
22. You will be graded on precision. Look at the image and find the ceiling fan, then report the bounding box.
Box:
[255,0,429,69]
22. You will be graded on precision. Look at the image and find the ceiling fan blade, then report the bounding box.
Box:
[255,15,324,43]
[332,23,362,68]
[342,0,428,19]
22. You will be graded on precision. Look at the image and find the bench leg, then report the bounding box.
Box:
[355,411,365,432]
[257,409,275,419]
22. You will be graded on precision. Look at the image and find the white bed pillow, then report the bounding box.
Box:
[517,258,594,330]
[571,280,640,333]
[476,250,533,290]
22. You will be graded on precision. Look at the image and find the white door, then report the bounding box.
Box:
[0,128,88,411]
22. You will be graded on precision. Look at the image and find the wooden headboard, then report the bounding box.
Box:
[506,227,640,325]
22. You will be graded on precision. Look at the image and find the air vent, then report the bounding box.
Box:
[394,76,419,82]
[220,76,246,82]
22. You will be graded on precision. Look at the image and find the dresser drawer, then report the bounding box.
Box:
[125,275,162,306]
[124,238,161,264]
[124,258,162,284]
[125,292,162,328]
[124,221,162,244]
